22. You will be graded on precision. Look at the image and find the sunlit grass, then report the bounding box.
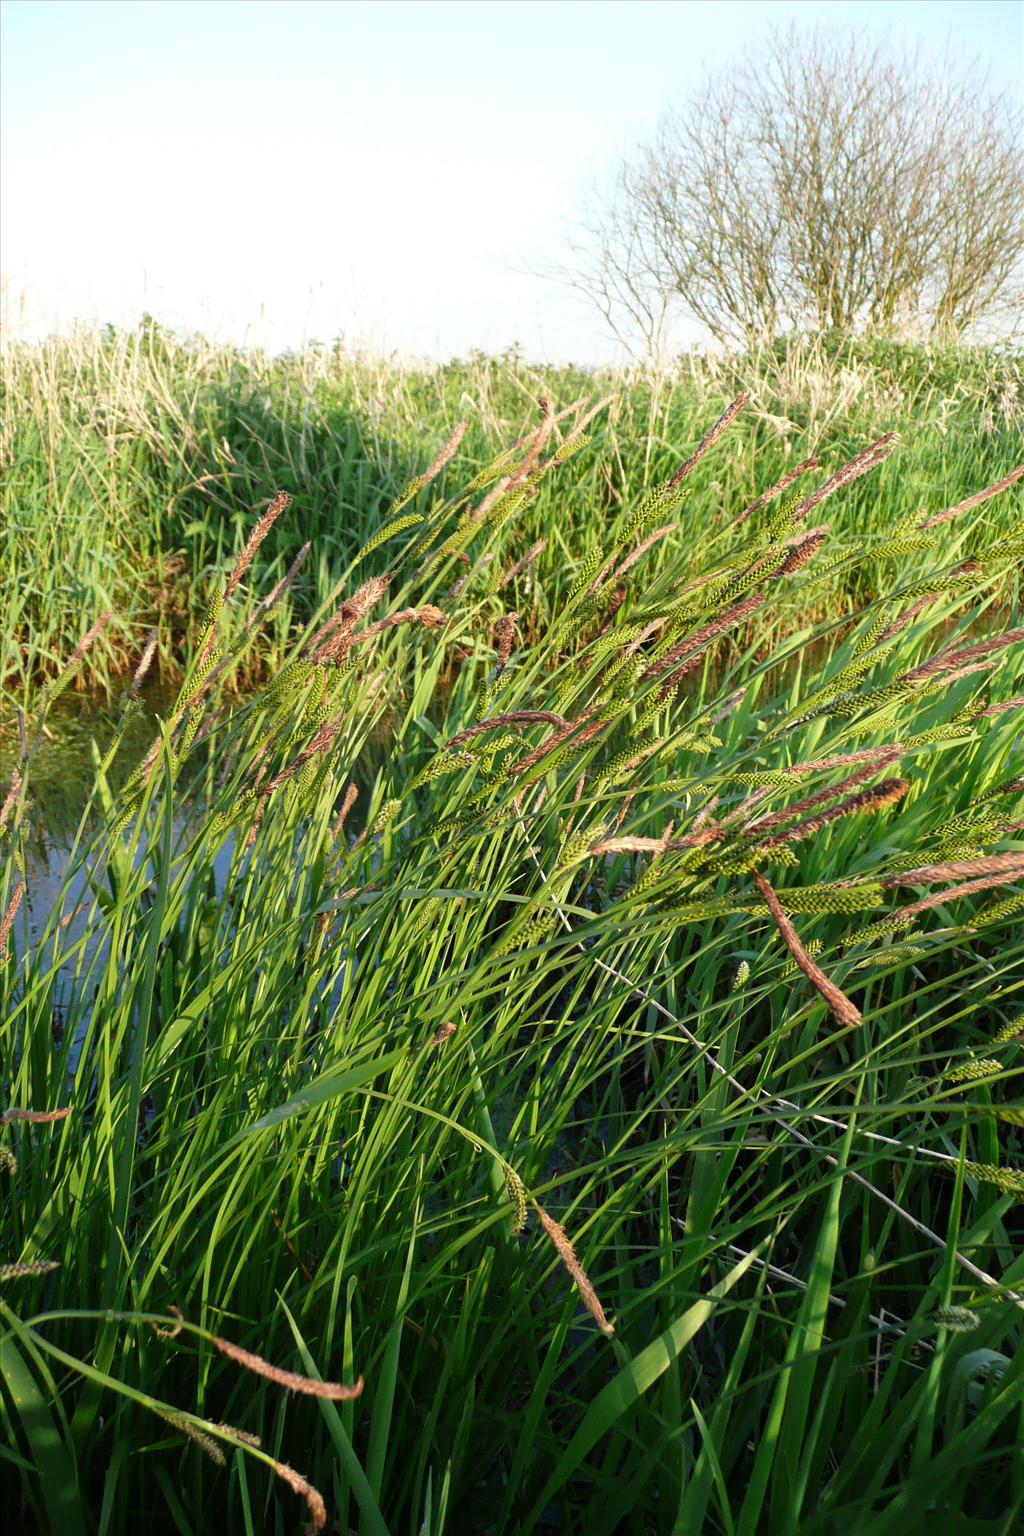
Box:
[1,389,1022,1534]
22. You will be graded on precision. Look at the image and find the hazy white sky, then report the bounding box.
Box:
[2,0,1022,361]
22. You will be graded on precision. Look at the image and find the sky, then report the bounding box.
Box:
[2,0,1022,362]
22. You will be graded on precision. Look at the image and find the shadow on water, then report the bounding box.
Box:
[12,682,389,1012]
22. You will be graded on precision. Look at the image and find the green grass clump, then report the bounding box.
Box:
[1,322,1021,706]
[2,401,1023,1534]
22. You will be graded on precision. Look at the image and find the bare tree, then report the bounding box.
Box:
[567,28,1024,351]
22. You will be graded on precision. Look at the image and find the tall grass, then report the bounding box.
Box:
[2,323,1021,706]
[2,397,1022,1533]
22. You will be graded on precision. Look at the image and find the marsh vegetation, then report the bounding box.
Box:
[1,329,1023,1534]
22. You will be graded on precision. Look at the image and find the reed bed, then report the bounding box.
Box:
[1,323,1021,706]
[1,391,1023,1535]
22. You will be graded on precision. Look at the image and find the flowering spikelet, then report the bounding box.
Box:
[153,1409,227,1467]
[883,870,1024,931]
[494,900,559,957]
[977,695,1024,719]
[732,959,751,989]
[0,881,24,962]
[963,1162,1024,1199]
[744,751,906,834]
[445,710,568,751]
[273,1460,328,1535]
[774,531,827,578]
[495,611,518,677]
[668,393,747,488]
[870,594,940,648]
[976,890,1024,930]
[738,745,904,789]
[409,750,476,791]
[504,1166,528,1236]
[0,1260,60,1281]
[614,523,675,581]
[214,1423,262,1448]
[0,1146,16,1176]
[753,873,862,1027]
[735,456,820,524]
[224,491,292,601]
[352,604,446,642]
[501,537,548,587]
[47,611,114,698]
[791,432,897,522]
[422,419,469,486]
[512,716,607,780]
[933,1306,981,1332]
[882,854,1024,887]
[308,573,392,660]
[129,628,160,699]
[781,939,823,979]
[757,881,881,915]
[852,941,926,970]
[370,798,401,835]
[357,513,424,562]
[900,628,1024,687]
[0,1105,71,1126]
[331,783,359,847]
[206,1330,364,1399]
[595,579,629,637]
[945,1059,1002,1084]
[919,463,1024,528]
[0,770,22,834]
[471,410,553,524]
[246,541,311,633]
[643,592,764,682]
[535,1204,615,1336]
[759,778,909,849]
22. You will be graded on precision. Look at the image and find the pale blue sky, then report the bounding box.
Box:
[2,0,1022,360]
